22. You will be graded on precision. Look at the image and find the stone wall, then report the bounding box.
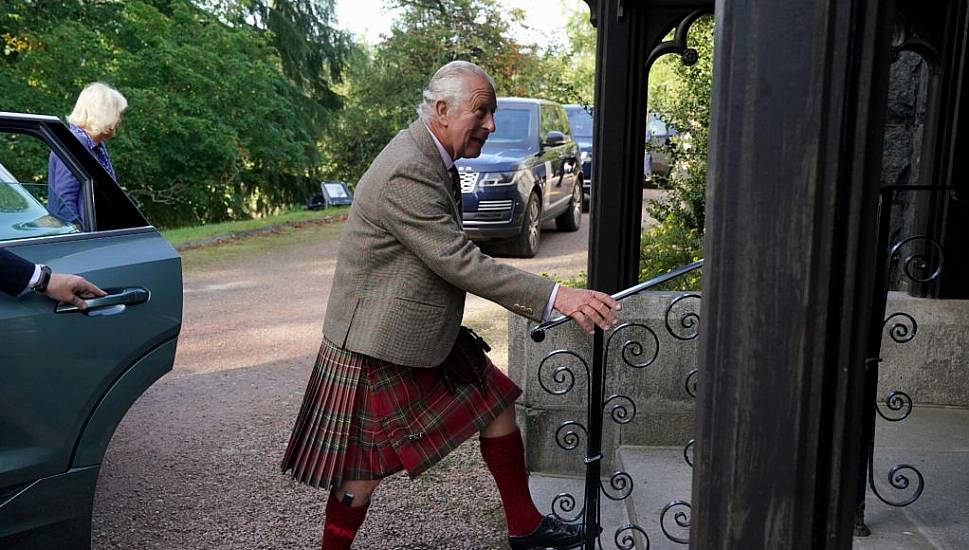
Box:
[884,51,931,292]
[511,291,969,474]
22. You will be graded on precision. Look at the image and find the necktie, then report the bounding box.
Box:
[448,166,463,219]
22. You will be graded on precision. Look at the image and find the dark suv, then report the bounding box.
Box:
[456,97,583,258]
[563,104,593,211]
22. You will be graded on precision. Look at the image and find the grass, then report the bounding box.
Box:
[178,218,346,271]
[160,206,350,248]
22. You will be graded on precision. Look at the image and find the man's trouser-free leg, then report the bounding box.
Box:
[479,407,545,536]
[322,480,380,549]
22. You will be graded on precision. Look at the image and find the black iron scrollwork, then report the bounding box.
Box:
[883,312,918,343]
[868,457,925,507]
[660,500,692,544]
[685,368,698,398]
[890,236,945,283]
[601,471,635,501]
[603,394,637,425]
[550,492,584,523]
[684,439,695,468]
[646,8,713,71]
[615,524,651,550]
[606,322,660,369]
[555,420,588,451]
[875,390,913,422]
[666,293,702,340]
[538,350,589,396]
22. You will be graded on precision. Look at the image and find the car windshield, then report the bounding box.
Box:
[565,107,594,138]
[483,108,536,152]
[0,160,78,241]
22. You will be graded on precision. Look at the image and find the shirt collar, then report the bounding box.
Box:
[424,124,454,171]
[69,124,98,150]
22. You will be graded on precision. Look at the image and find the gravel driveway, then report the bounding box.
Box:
[91,191,663,549]
[91,214,598,550]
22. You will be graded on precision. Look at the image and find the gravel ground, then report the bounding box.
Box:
[91,192,662,549]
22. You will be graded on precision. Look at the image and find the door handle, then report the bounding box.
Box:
[56,287,150,314]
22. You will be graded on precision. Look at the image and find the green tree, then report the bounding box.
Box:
[321,0,544,184]
[0,0,349,227]
[639,16,713,287]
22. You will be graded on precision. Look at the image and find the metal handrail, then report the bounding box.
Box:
[530,259,704,342]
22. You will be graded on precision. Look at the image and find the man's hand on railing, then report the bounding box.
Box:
[554,286,622,334]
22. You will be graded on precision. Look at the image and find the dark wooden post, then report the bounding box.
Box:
[917,0,969,299]
[587,0,649,293]
[691,1,895,549]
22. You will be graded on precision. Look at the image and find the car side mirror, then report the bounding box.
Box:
[543,131,566,147]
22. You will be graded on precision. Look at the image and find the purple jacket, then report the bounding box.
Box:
[47,125,116,225]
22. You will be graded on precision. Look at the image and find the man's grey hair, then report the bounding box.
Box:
[416,61,496,123]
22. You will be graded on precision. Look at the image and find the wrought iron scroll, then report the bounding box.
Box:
[890,236,945,283]
[855,185,953,533]
[646,8,714,71]
[530,248,704,549]
[868,457,926,507]
[666,293,702,341]
[864,307,927,507]
[660,500,692,545]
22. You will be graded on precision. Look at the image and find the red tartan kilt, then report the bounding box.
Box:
[281,339,521,489]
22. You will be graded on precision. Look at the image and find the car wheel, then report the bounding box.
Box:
[556,181,582,232]
[509,191,542,258]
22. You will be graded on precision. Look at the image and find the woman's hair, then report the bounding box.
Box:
[67,82,128,136]
[417,61,495,123]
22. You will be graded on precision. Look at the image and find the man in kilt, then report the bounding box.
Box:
[281,61,621,550]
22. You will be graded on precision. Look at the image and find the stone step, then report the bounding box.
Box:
[528,406,968,549]
[616,446,694,550]
[527,473,637,550]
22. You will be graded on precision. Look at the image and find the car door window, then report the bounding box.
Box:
[555,107,572,140]
[0,133,80,241]
[540,105,559,138]
[0,122,149,236]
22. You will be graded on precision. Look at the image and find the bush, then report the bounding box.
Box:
[639,15,713,288]
[638,217,703,291]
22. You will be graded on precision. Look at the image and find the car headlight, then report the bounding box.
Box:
[580,151,592,164]
[478,170,520,186]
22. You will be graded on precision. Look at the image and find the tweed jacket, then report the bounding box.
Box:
[323,120,554,368]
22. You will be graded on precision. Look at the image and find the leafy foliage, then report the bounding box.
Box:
[639,16,714,287]
[0,0,349,227]
[320,0,595,184]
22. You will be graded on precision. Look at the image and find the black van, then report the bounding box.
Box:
[455,97,583,258]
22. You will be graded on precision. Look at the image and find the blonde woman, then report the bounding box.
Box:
[47,82,127,226]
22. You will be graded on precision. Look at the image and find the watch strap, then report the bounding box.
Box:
[33,264,52,294]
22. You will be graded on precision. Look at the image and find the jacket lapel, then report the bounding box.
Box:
[407,120,463,223]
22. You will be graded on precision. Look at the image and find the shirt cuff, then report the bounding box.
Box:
[542,283,560,322]
[19,264,41,296]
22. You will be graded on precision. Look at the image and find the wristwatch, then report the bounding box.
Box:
[32,264,52,294]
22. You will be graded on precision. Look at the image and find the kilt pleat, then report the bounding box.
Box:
[289,350,331,480]
[291,347,337,481]
[300,350,345,481]
[281,337,522,490]
[281,339,364,488]
[316,361,355,484]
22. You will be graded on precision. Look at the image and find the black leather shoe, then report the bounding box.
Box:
[508,515,584,550]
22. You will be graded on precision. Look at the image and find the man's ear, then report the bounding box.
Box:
[434,100,449,126]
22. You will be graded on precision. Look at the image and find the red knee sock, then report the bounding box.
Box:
[321,491,369,549]
[480,428,544,536]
